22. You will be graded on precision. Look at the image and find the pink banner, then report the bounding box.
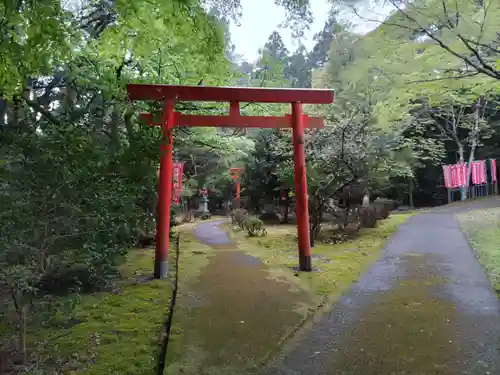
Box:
[445,163,468,188]
[491,159,497,182]
[172,161,184,204]
[451,164,458,188]
[442,165,452,188]
[471,160,487,185]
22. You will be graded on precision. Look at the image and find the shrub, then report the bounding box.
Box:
[200,212,212,220]
[192,209,212,220]
[180,210,195,223]
[371,203,391,220]
[243,216,267,237]
[259,211,282,223]
[231,209,249,229]
[317,227,350,244]
[318,223,360,244]
[372,198,397,220]
[360,205,379,228]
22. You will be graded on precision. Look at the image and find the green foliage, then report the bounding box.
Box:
[0,0,257,369]
[0,1,74,98]
[310,0,500,206]
[231,209,249,229]
[244,216,268,237]
[27,250,171,375]
[360,205,379,228]
[457,206,500,294]
[230,209,267,236]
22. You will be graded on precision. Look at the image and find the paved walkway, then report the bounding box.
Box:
[193,219,232,245]
[265,204,500,375]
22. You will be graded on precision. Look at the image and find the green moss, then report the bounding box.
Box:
[27,227,217,375]
[457,208,500,293]
[232,213,413,301]
[27,249,171,375]
[326,254,462,374]
[165,250,311,375]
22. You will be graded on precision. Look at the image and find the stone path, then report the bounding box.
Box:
[265,203,500,375]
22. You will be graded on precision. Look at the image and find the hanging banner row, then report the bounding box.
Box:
[172,161,184,204]
[442,159,497,189]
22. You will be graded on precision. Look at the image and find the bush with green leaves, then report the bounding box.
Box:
[231,209,249,230]
[243,216,267,237]
[372,202,392,220]
[360,205,379,228]
[0,123,156,360]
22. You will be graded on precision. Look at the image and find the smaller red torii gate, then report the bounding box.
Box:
[229,167,244,209]
[127,84,334,278]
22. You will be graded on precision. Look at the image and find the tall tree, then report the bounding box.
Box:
[351,0,500,80]
[285,45,311,87]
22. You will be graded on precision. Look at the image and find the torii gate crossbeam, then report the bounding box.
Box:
[127,84,334,278]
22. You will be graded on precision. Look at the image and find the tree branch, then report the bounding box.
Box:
[352,3,500,80]
[21,91,61,126]
[406,71,480,83]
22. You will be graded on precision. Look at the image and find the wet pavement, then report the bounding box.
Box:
[193,219,232,246]
[265,207,500,375]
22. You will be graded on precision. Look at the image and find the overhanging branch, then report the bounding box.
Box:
[22,91,61,126]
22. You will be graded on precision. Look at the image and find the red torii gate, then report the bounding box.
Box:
[127,84,334,278]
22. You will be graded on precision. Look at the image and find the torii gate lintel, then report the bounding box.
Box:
[127,84,335,279]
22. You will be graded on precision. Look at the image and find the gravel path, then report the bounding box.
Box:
[265,204,500,375]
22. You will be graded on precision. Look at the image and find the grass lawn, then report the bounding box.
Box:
[228,212,414,309]
[456,207,500,294]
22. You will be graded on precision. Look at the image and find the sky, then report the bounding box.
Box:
[229,0,394,62]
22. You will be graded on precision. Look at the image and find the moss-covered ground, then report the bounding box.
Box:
[230,213,414,301]
[22,249,171,375]
[456,207,500,294]
[3,214,412,374]
[1,222,214,375]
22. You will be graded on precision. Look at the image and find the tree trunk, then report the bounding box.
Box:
[457,145,467,201]
[109,107,121,153]
[0,97,6,126]
[309,195,323,247]
[283,189,290,224]
[465,102,481,199]
[409,177,414,208]
[20,305,27,363]
[343,203,351,229]
[12,291,28,363]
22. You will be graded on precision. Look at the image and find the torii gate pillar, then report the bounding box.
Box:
[291,102,311,270]
[155,99,175,278]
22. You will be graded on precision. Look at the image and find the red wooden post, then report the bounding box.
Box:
[291,102,312,271]
[155,99,175,279]
[235,179,241,208]
[230,168,243,209]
